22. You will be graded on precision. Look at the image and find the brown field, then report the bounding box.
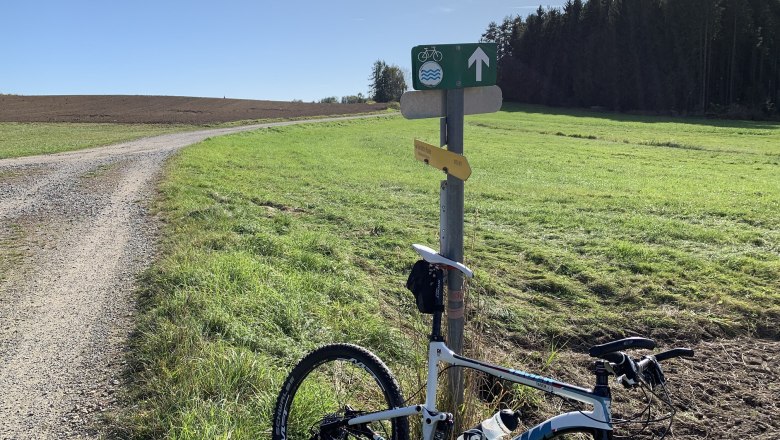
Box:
[0,95,390,124]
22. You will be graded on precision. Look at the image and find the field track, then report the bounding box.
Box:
[0,95,389,124]
[0,114,386,439]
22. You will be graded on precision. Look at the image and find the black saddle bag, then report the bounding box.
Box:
[406,260,444,314]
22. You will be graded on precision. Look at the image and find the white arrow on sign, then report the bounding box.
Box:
[468,47,490,82]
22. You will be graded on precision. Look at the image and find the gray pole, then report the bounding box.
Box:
[443,88,465,412]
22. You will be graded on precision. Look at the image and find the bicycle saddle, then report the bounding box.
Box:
[412,244,474,278]
[588,337,656,358]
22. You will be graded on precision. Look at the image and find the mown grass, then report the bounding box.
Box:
[0,123,193,159]
[205,108,398,128]
[123,106,780,438]
[0,113,397,160]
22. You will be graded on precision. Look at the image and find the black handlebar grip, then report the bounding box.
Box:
[602,351,627,364]
[654,348,694,362]
[589,337,656,358]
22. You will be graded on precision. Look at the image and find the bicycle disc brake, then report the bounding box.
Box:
[313,413,349,440]
[315,407,379,440]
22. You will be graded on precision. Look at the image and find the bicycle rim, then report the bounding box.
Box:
[274,344,409,440]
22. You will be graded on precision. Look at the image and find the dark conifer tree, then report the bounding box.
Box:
[481,0,780,117]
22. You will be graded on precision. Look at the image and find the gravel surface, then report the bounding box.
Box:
[0,116,382,439]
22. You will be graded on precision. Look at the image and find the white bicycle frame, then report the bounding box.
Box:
[348,340,613,440]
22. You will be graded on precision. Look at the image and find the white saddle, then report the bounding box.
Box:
[412,244,474,278]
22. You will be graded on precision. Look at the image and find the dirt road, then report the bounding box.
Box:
[0,116,382,439]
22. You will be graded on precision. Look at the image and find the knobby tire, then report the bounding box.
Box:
[272,343,410,440]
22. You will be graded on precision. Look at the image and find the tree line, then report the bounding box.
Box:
[318,60,407,104]
[368,60,407,103]
[482,0,780,117]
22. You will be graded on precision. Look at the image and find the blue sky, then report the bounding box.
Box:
[2,0,565,102]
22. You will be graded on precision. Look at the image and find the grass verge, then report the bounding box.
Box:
[0,113,397,160]
[204,109,399,128]
[0,123,194,159]
[122,108,779,437]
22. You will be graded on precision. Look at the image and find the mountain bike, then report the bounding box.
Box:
[272,244,694,439]
[418,47,443,62]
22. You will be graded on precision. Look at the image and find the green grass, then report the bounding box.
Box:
[0,123,193,159]
[123,106,780,438]
[204,108,398,128]
[0,112,397,160]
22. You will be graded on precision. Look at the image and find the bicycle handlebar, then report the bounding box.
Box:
[601,351,628,364]
[654,348,694,362]
[607,347,694,389]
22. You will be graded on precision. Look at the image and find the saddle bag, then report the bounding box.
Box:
[405,259,444,314]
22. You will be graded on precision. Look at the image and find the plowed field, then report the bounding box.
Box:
[0,95,389,124]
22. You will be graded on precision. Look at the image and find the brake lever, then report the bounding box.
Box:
[640,355,666,389]
[618,374,638,388]
[615,356,641,388]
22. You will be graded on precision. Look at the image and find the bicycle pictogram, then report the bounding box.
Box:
[417,47,443,62]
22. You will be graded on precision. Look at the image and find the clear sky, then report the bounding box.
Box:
[2,0,565,102]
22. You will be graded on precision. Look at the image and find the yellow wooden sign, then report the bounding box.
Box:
[414,139,471,181]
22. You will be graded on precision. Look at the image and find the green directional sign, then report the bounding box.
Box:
[411,43,497,90]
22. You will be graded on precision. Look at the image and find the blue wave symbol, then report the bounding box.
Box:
[420,69,442,80]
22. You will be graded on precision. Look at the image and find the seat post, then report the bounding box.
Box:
[430,280,445,342]
[431,311,444,341]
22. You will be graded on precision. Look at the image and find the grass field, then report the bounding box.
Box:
[0,123,193,159]
[0,113,393,160]
[122,105,779,438]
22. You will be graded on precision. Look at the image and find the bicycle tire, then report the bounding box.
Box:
[272,343,410,440]
[417,52,428,62]
[433,51,442,62]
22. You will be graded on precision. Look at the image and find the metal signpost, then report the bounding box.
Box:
[402,42,499,414]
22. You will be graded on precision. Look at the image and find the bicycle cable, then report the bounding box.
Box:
[401,363,677,438]
[613,385,653,439]
[550,378,676,439]
[612,382,677,439]
[646,382,676,438]
[550,384,652,427]
[401,364,456,406]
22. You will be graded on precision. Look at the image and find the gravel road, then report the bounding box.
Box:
[0,116,381,439]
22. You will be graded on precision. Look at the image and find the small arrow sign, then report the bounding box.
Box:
[468,47,490,82]
[414,139,472,181]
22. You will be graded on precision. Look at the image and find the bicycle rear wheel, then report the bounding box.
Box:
[272,343,410,440]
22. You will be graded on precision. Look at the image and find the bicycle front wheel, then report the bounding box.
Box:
[272,343,410,440]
